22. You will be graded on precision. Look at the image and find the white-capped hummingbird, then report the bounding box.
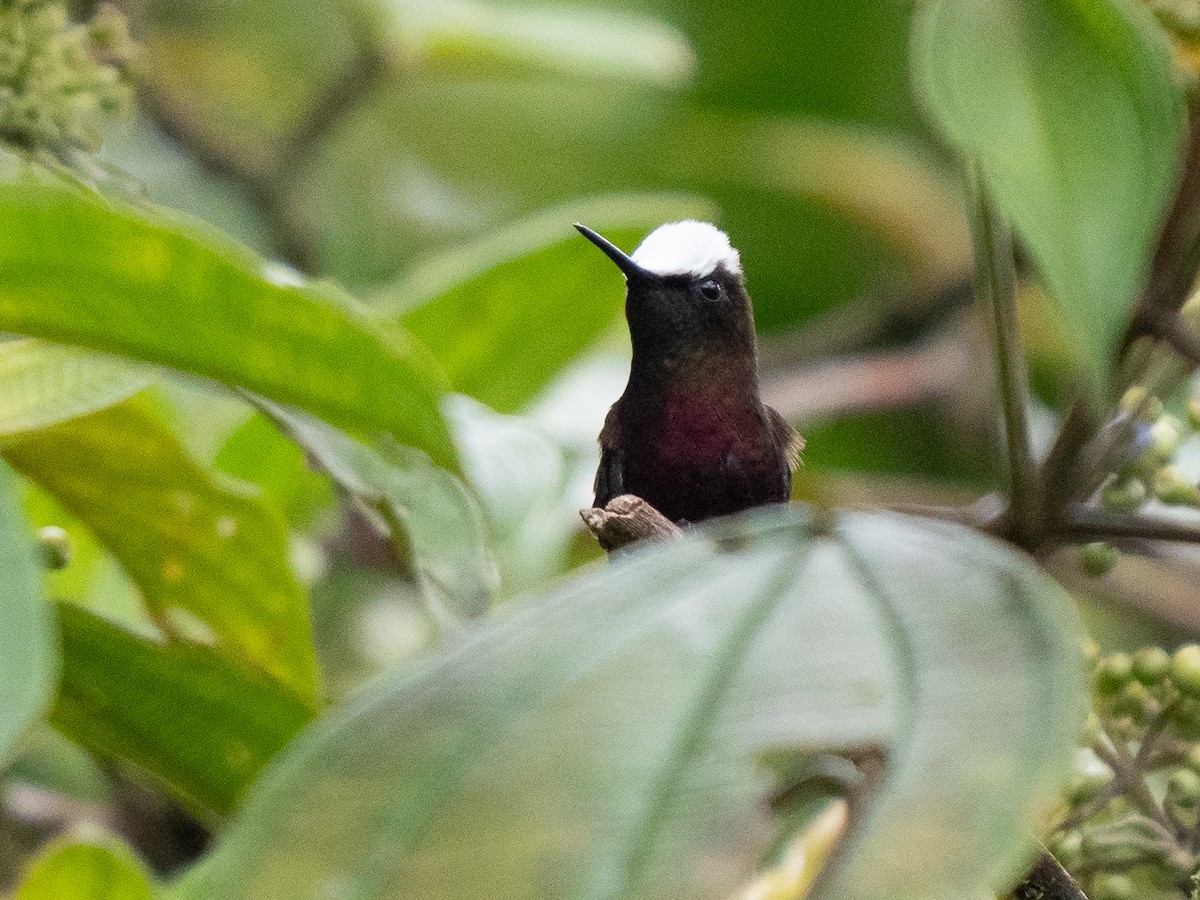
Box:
[575,220,802,525]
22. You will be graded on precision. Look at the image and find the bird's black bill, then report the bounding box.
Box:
[574,223,650,280]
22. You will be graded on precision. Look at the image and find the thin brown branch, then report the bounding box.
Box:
[1059,504,1200,546]
[1040,396,1100,509]
[137,81,317,270]
[134,24,385,270]
[760,332,968,424]
[1129,93,1200,322]
[1092,736,1184,839]
[1136,306,1200,366]
[1136,698,1182,766]
[1055,780,1120,833]
[274,47,385,179]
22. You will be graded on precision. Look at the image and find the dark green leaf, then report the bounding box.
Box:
[0,170,456,471]
[50,603,314,818]
[379,193,715,412]
[14,830,154,900]
[5,401,319,700]
[0,459,57,764]
[260,401,496,621]
[913,0,1185,391]
[175,507,1084,900]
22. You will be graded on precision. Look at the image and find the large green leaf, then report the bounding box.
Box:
[175,506,1084,900]
[0,170,456,471]
[0,339,157,440]
[15,830,155,900]
[51,603,314,819]
[259,400,496,622]
[373,0,695,86]
[379,193,715,412]
[913,0,1185,392]
[0,459,56,764]
[4,401,319,701]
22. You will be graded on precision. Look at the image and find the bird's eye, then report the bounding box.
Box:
[698,279,722,301]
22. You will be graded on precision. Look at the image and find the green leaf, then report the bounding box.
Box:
[371,0,695,86]
[175,507,1084,900]
[0,459,57,764]
[0,339,157,440]
[50,603,314,818]
[913,0,1185,392]
[446,395,575,594]
[0,171,457,471]
[4,400,320,701]
[378,193,716,412]
[15,830,154,900]
[260,400,496,621]
[810,515,1084,899]
[213,413,336,531]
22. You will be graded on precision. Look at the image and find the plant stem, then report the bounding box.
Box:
[966,162,1041,546]
[1092,735,1185,839]
[1061,505,1200,545]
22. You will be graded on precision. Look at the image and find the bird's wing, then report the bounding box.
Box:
[594,405,626,508]
[767,406,804,472]
[767,406,803,500]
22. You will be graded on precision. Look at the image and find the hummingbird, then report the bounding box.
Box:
[575,220,802,526]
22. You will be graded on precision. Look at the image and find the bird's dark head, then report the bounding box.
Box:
[575,221,757,370]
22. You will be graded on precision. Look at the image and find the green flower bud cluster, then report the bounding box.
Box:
[0,0,136,155]
[1085,390,1200,578]
[1050,644,1200,898]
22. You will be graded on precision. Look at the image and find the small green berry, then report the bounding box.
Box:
[1154,465,1200,505]
[37,525,72,570]
[1095,652,1134,695]
[1113,680,1155,725]
[1066,770,1111,805]
[1101,476,1147,512]
[1172,645,1200,697]
[1169,768,1200,807]
[1133,646,1172,685]
[1082,541,1118,577]
[1152,414,1185,455]
[1049,828,1083,868]
[1173,698,1200,740]
[1090,872,1136,900]
[1189,397,1200,431]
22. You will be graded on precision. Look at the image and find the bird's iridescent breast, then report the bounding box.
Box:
[654,390,749,466]
[619,384,785,523]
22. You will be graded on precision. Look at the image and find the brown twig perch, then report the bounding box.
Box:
[580,494,682,552]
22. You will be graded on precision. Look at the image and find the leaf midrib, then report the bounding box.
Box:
[602,543,812,900]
